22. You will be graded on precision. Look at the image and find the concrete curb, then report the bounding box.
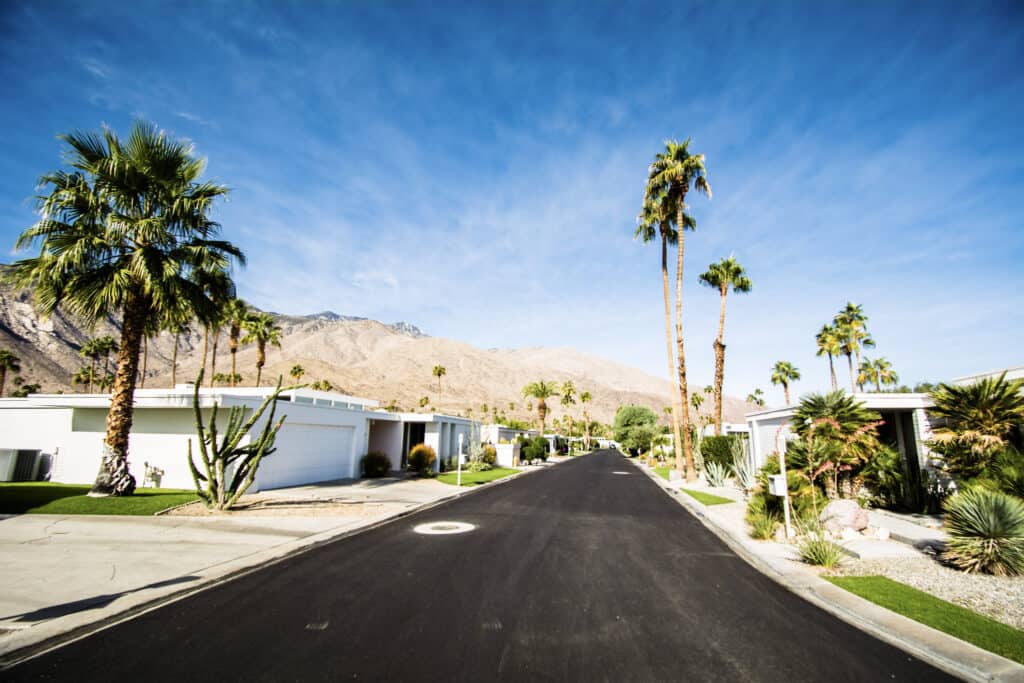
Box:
[0,462,554,669]
[628,457,1024,682]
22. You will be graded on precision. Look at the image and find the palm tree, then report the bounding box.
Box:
[7,122,242,496]
[698,256,752,435]
[0,350,21,397]
[73,366,99,393]
[834,303,874,392]
[167,315,192,387]
[645,138,711,481]
[561,381,577,436]
[746,388,765,408]
[635,190,689,477]
[225,298,252,388]
[432,364,446,405]
[522,380,560,439]
[771,361,801,405]
[580,390,593,450]
[872,357,898,391]
[815,324,842,391]
[290,364,305,382]
[78,339,102,393]
[192,269,233,387]
[95,336,117,378]
[241,312,282,387]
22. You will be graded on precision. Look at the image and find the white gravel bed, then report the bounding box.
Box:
[836,556,1024,630]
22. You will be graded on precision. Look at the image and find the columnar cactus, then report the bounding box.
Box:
[188,369,290,510]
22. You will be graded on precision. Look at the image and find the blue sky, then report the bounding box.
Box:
[1,1,1022,405]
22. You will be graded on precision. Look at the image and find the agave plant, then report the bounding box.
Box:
[705,460,730,487]
[730,438,756,494]
[942,488,1024,576]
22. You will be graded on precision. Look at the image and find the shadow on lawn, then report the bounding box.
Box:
[0,484,91,514]
[0,575,201,623]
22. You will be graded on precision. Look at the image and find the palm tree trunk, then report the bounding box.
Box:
[256,343,265,387]
[89,358,96,394]
[712,284,728,436]
[209,332,219,387]
[538,401,547,441]
[675,203,695,481]
[784,384,791,406]
[846,354,856,392]
[660,234,686,475]
[229,324,240,387]
[171,331,179,386]
[92,293,147,496]
[0,368,6,398]
[828,353,837,391]
[140,336,148,388]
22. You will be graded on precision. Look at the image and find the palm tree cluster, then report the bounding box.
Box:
[635,138,712,482]
[814,303,898,393]
[6,121,245,496]
[0,349,22,397]
[76,336,118,393]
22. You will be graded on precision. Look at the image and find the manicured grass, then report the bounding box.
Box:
[654,466,671,481]
[0,482,197,515]
[680,488,735,506]
[826,575,1024,664]
[436,468,518,487]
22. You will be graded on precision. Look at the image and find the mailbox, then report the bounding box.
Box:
[767,474,788,497]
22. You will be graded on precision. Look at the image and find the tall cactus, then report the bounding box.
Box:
[188,368,291,510]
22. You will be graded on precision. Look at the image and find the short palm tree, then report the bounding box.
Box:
[241,312,282,387]
[871,357,898,391]
[432,364,446,405]
[79,338,103,393]
[290,364,305,382]
[771,361,801,405]
[561,381,577,436]
[7,121,242,495]
[225,298,252,388]
[645,138,711,481]
[523,380,560,439]
[0,350,21,397]
[746,388,765,408]
[698,256,752,435]
[815,324,842,391]
[193,268,233,387]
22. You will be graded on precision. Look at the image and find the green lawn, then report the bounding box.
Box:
[826,576,1024,664]
[680,488,735,506]
[654,466,671,481]
[436,468,518,487]
[0,483,198,515]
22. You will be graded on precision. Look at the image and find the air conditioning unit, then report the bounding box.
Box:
[0,450,42,481]
[0,449,17,482]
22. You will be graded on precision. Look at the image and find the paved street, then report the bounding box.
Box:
[5,450,951,681]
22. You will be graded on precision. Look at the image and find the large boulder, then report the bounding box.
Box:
[820,499,868,535]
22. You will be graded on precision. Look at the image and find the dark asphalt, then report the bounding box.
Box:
[6,450,953,682]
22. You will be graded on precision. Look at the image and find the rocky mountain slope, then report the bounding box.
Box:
[0,282,756,425]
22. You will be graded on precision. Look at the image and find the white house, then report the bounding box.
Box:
[0,385,478,490]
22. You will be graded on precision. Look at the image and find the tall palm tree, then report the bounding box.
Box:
[635,191,689,476]
[432,364,446,405]
[95,335,117,379]
[645,138,711,481]
[771,361,801,405]
[78,339,102,393]
[225,298,252,388]
[859,356,898,392]
[167,315,192,387]
[522,380,560,439]
[580,390,593,450]
[698,256,752,435]
[561,381,577,437]
[0,350,21,397]
[7,122,242,496]
[290,364,305,382]
[815,324,842,391]
[834,303,874,392]
[241,312,282,387]
[193,268,233,387]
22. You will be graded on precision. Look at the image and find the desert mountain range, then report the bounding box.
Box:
[0,281,756,426]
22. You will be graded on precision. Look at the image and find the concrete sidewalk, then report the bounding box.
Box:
[635,461,1024,682]
[0,476,470,661]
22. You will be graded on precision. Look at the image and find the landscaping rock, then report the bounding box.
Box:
[876,527,890,541]
[821,499,868,535]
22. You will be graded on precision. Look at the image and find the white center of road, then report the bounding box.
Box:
[612,471,630,475]
[413,521,476,535]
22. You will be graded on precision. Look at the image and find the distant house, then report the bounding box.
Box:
[0,385,476,489]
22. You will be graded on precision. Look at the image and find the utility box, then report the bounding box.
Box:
[0,449,17,482]
[767,474,788,497]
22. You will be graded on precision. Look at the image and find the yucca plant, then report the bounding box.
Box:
[797,528,845,568]
[705,460,730,487]
[943,488,1024,576]
[730,438,756,494]
[746,496,780,540]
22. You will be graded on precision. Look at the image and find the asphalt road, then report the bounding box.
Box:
[6,450,953,682]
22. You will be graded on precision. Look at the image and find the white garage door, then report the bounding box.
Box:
[255,423,355,490]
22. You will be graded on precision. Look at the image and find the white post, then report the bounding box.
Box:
[778,447,794,540]
[457,432,463,488]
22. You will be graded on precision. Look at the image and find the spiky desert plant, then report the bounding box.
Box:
[942,488,1024,576]
[797,528,845,569]
[746,496,779,540]
[705,460,730,487]
[187,369,291,510]
[731,437,756,494]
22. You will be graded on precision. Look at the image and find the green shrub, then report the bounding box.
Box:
[797,529,844,568]
[702,435,739,467]
[745,496,779,540]
[943,487,1024,576]
[407,444,437,476]
[361,451,391,478]
[482,445,497,466]
[978,448,1024,499]
[862,446,905,508]
[521,436,549,463]
[467,459,493,472]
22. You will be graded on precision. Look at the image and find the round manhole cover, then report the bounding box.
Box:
[413,521,476,535]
